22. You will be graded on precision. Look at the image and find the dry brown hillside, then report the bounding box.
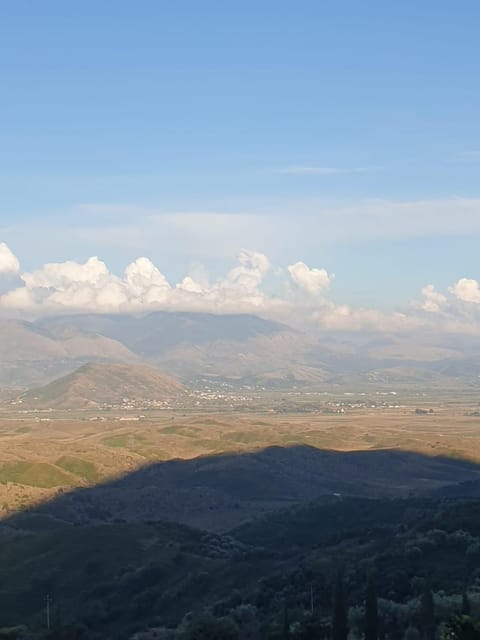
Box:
[17,362,184,409]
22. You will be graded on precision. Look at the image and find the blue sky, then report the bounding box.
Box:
[1,1,480,322]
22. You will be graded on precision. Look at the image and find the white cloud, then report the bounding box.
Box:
[124,257,171,304]
[2,256,130,312]
[449,278,480,304]
[409,278,480,332]
[22,256,110,289]
[419,284,448,313]
[287,261,333,296]
[3,240,480,337]
[0,243,20,274]
[312,305,422,333]
[224,250,270,292]
[0,245,276,316]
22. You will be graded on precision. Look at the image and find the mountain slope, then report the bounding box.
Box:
[0,319,139,388]
[38,312,319,386]
[5,311,480,392]
[39,311,293,352]
[26,446,480,531]
[18,362,184,409]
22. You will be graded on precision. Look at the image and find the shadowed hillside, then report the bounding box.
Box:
[5,445,480,531]
[2,448,480,638]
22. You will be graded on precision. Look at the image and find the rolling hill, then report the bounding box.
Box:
[17,362,184,409]
[2,482,480,637]
[25,446,480,531]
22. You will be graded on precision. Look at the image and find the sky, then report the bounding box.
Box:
[1,1,480,332]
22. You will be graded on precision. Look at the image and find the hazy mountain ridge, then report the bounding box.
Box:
[2,311,480,392]
[0,319,140,387]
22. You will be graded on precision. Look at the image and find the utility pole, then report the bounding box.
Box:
[45,594,51,630]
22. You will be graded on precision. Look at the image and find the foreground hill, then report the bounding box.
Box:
[17,362,184,409]
[21,446,480,530]
[2,495,480,638]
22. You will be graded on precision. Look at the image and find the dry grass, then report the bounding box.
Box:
[0,401,479,514]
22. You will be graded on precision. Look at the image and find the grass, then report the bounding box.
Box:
[229,431,271,444]
[101,433,132,448]
[101,432,167,460]
[14,427,30,434]
[160,425,202,437]
[1,403,480,515]
[101,433,147,448]
[55,456,100,483]
[0,462,73,488]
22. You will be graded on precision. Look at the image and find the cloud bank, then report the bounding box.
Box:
[0,246,281,317]
[1,242,480,335]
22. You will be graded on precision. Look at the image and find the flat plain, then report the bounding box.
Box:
[1,390,480,519]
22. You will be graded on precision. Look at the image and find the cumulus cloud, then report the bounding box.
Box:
[414,280,480,315]
[124,257,171,304]
[409,278,480,333]
[288,261,332,296]
[0,244,275,316]
[449,278,480,304]
[419,284,448,313]
[2,256,129,312]
[2,240,480,336]
[0,243,20,274]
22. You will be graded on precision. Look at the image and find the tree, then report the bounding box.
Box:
[420,586,435,640]
[180,613,239,640]
[444,615,480,640]
[45,626,90,640]
[332,572,348,640]
[365,577,378,640]
[0,627,29,640]
[230,604,261,640]
[283,602,290,640]
[462,592,471,617]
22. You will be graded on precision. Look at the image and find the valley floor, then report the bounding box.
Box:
[0,399,480,524]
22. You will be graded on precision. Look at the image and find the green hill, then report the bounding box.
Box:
[2,496,480,638]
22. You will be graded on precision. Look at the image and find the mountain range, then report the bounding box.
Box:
[1,310,480,392]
